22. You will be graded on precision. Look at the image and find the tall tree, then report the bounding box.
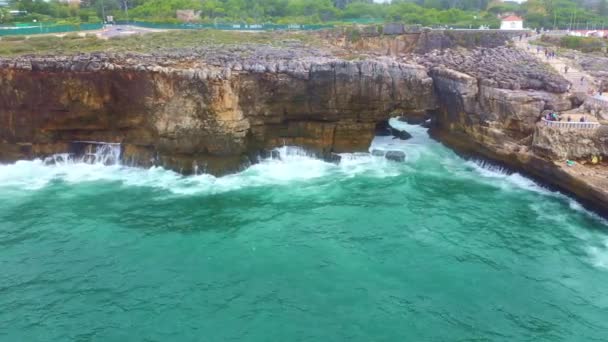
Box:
[599,0,607,16]
[334,0,373,10]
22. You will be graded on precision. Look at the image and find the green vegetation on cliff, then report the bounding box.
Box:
[538,34,607,52]
[0,29,318,56]
[2,0,608,29]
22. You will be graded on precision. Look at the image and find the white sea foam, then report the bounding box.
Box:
[0,122,434,195]
[0,142,409,196]
[464,157,608,273]
[465,159,555,196]
[588,238,608,270]
[0,122,604,228]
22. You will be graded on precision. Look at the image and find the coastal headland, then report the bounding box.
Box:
[1,27,607,214]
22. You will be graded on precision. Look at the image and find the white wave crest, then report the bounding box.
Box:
[588,238,608,270]
[465,159,554,196]
[0,144,408,196]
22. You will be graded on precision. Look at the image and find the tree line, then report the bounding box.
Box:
[1,0,607,29]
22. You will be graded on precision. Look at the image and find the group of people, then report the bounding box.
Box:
[532,46,557,59]
[586,87,605,97]
[544,112,587,122]
[545,112,561,121]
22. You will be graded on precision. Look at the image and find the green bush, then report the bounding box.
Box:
[345,26,362,42]
[560,36,605,53]
[1,35,26,41]
[27,35,55,42]
[63,33,82,40]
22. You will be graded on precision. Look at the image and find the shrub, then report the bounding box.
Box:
[1,35,26,41]
[560,36,605,53]
[63,32,82,40]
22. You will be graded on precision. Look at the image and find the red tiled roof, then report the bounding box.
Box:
[502,15,523,21]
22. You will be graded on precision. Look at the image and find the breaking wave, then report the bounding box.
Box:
[0,120,604,223]
[1,121,607,272]
[0,144,408,196]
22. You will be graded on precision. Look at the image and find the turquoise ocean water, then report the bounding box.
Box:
[1,121,607,341]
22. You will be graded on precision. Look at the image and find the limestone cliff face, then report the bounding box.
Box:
[322,28,521,57]
[426,61,608,213]
[0,54,435,174]
[533,125,608,160]
[430,66,572,140]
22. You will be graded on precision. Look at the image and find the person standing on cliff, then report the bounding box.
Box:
[564,65,569,74]
[581,76,585,85]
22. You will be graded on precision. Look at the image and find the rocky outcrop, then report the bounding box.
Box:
[418,46,570,92]
[533,125,608,160]
[562,52,608,92]
[424,47,608,214]
[2,31,608,214]
[320,28,523,57]
[413,30,523,53]
[0,46,436,174]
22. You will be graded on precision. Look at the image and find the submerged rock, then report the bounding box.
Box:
[371,149,385,157]
[270,150,281,160]
[390,128,413,140]
[385,151,406,162]
[374,121,392,136]
[323,153,342,164]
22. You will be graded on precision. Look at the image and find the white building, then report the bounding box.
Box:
[500,15,524,30]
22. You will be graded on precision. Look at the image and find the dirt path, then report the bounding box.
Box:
[515,36,596,95]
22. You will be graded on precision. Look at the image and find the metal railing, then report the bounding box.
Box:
[541,118,600,129]
[0,21,333,37]
[0,23,103,36]
[116,21,334,31]
[586,95,608,109]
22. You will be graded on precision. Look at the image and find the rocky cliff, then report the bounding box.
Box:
[321,28,523,57]
[422,45,608,213]
[0,43,435,174]
[2,29,608,214]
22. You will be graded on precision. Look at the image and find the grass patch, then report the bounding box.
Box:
[0,30,321,57]
[0,36,26,42]
[560,36,606,53]
[537,34,606,53]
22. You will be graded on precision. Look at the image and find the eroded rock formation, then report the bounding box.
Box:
[423,47,608,213]
[0,46,435,174]
[2,29,608,214]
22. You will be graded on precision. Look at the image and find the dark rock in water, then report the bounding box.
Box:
[258,149,281,160]
[397,114,429,125]
[390,127,412,140]
[371,149,385,157]
[385,151,406,162]
[421,118,432,128]
[324,153,342,164]
[270,150,281,159]
[375,121,392,136]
